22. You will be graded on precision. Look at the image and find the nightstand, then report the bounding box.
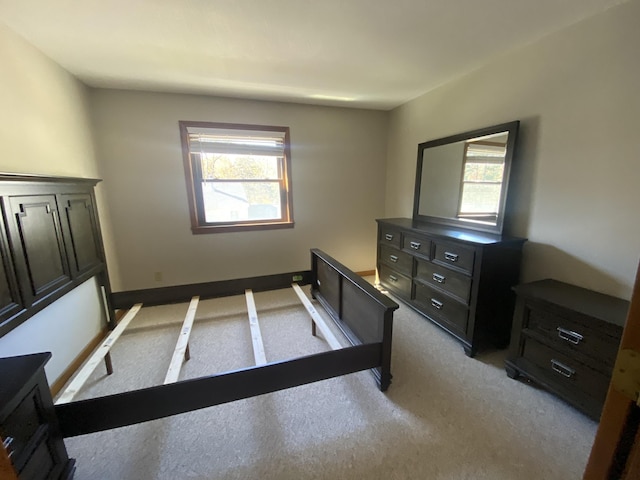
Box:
[0,353,75,479]
[505,279,629,420]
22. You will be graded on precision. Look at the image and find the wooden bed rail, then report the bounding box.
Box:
[55,343,381,437]
[53,249,397,439]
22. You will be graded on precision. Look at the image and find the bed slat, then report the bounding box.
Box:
[55,303,143,404]
[163,296,200,384]
[292,283,342,350]
[245,289,267,365]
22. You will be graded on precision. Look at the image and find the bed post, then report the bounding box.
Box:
[310,250,318,336]
[378,309,394,391]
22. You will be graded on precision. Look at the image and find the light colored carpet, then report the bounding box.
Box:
[60,283,597,480]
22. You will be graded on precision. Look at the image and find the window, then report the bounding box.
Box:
[457,140,506,224]
[179,121,294,233]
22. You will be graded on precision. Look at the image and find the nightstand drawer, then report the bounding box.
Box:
[1,387,43,467]
[402,234,431,259]
[414,283,468,336]
[379,228,401,249]
[19,433,57,480]
[525,303,621,369]
[379,245,413,276]
[521,337,610,404]
[415,259,471,304]
[378,265,411,298]
[433,241,475,274]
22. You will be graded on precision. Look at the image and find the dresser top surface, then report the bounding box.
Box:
[0,352,51,409]
[377,217,527,246]
[514,279,630,327]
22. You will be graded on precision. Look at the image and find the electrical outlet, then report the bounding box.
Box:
[154,272,163,282]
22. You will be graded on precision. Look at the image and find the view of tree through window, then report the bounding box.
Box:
[200,153,282,222]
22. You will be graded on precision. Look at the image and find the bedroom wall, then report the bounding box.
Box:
[89,90,388,291]
[385,0,640,299]
[0,23,109,383]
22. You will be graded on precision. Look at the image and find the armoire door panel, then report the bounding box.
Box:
[59,194,101,277]
[0,223,24,329]
[9,195,71,303]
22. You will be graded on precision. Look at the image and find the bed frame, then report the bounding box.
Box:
[54,249,398,438]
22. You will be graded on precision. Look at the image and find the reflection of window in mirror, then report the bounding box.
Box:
[457,134,508,225]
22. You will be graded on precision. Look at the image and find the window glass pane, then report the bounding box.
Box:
[202,181,282,223]
[200,154,280,180]
[459,184,501,213]
[463,162,504,182]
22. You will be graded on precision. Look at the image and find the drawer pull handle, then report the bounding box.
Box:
[385,234,394,241]
[389,255,398,263]
[550,359,575,378]
[444,251,459,262]
[389,275,398,282]
[432,273,446,284]
[557,327,583,345]
[431,298,443,310]
[3,436,14,458]
[410,241,421,250]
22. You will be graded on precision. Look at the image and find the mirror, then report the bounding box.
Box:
[413,121,519,234]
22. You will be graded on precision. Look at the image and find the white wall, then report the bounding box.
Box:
[386,0,640,299]
[90,90,388,291]
[0,279,105,382]
[0,23,108,383]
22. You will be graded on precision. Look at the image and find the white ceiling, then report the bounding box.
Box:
[0,0,627,110]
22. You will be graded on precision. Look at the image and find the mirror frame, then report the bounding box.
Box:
[412,120,520,235]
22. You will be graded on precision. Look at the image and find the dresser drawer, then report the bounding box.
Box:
[402,233,431,259]
[414,283,468,336]
[379,227,401,249]
[433,241,475,274]
[379,245,413,276]
[415,259,471,304]
[524,302,622,370]
[521,337,610,405]
[378,264,411,298]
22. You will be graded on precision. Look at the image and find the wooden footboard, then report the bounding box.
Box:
[54,249,398,437]
[311,249,398,391]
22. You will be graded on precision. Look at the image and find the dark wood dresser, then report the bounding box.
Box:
[376,217,526,356]
[0,353,74,480]
[505,279,629,420]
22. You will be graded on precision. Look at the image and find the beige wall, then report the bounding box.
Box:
[386,0,640,300]
[89,90,388,291]
[0,23,108,382]
[0,25,98,177]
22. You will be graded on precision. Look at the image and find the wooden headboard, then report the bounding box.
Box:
[0,174,115,338]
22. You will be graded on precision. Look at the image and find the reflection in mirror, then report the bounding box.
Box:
[458,132,507,224]
[414,121,519,234]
